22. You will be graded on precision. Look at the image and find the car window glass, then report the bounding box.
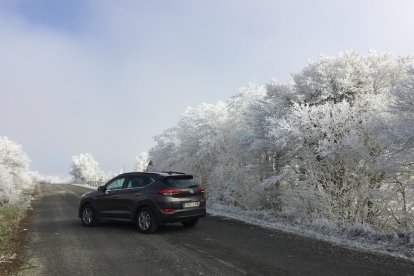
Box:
[164,176,198,188]
[106,178,125,190]
[126,176,152,188]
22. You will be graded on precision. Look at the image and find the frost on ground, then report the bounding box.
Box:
[208,203,414,261]
[0,253,16,264]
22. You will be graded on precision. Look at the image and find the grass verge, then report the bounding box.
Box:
[0,187,37,275]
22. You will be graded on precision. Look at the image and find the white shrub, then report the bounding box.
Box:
[0,137,32,205]
[69,153,104,183]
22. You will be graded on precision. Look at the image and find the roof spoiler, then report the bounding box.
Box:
[162,171,186,175]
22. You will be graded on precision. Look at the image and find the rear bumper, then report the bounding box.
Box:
[156,208,206,224]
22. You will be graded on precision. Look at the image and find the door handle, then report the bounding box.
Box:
[135,193,142,196]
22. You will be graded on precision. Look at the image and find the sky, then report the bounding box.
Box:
[1,0,414,177]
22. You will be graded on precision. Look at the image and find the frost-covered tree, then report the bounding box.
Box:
[69,153,104,183]
[377,63,414,231]
[0,137,31,205]
[150,127,180,172]
[277,100,386,222]
[0,137,30,171]
[148,51,414,233]
[151,102,228,185]
[276,52,413,229]
[210,84,272,206]
[134,152,149,172]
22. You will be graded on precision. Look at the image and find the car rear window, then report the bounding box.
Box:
[164,175,198,188]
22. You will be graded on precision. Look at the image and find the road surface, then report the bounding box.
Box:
[18,184,414,275]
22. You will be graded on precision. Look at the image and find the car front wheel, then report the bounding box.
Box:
[81,205,97,226]
[136,208,158,233]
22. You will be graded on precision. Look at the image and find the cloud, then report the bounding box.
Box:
[0,2,242,175]
[1,0,414,175]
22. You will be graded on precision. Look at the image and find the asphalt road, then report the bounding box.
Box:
[18,184,414,276]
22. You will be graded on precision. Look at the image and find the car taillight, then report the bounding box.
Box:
[199,186,205,193]
[157,189,182,196]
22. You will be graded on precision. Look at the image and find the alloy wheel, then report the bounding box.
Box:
[82,207,94,225]
[138,210,151,231]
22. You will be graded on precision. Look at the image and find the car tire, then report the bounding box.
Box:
[81,204,98,226]
[182,218,199,228]
[136,207,158,233]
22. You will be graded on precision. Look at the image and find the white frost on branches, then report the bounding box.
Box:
[69,153,104,183]
[134,152,149,172]
[0,137,31,205]
[148,51,414,234]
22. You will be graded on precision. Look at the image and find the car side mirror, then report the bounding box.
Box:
[97,186,106,193]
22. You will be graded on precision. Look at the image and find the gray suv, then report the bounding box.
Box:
[78,172,206,233]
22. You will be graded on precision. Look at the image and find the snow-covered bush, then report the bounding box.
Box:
[69,153,104,184]
[0,137,32,205]
[343,222,378,239]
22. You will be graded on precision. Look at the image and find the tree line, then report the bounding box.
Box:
[148,51,414,233]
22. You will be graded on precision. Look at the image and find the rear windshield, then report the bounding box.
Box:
[164,175,198,188]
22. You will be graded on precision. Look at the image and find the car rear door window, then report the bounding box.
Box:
[125,176,153,188]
